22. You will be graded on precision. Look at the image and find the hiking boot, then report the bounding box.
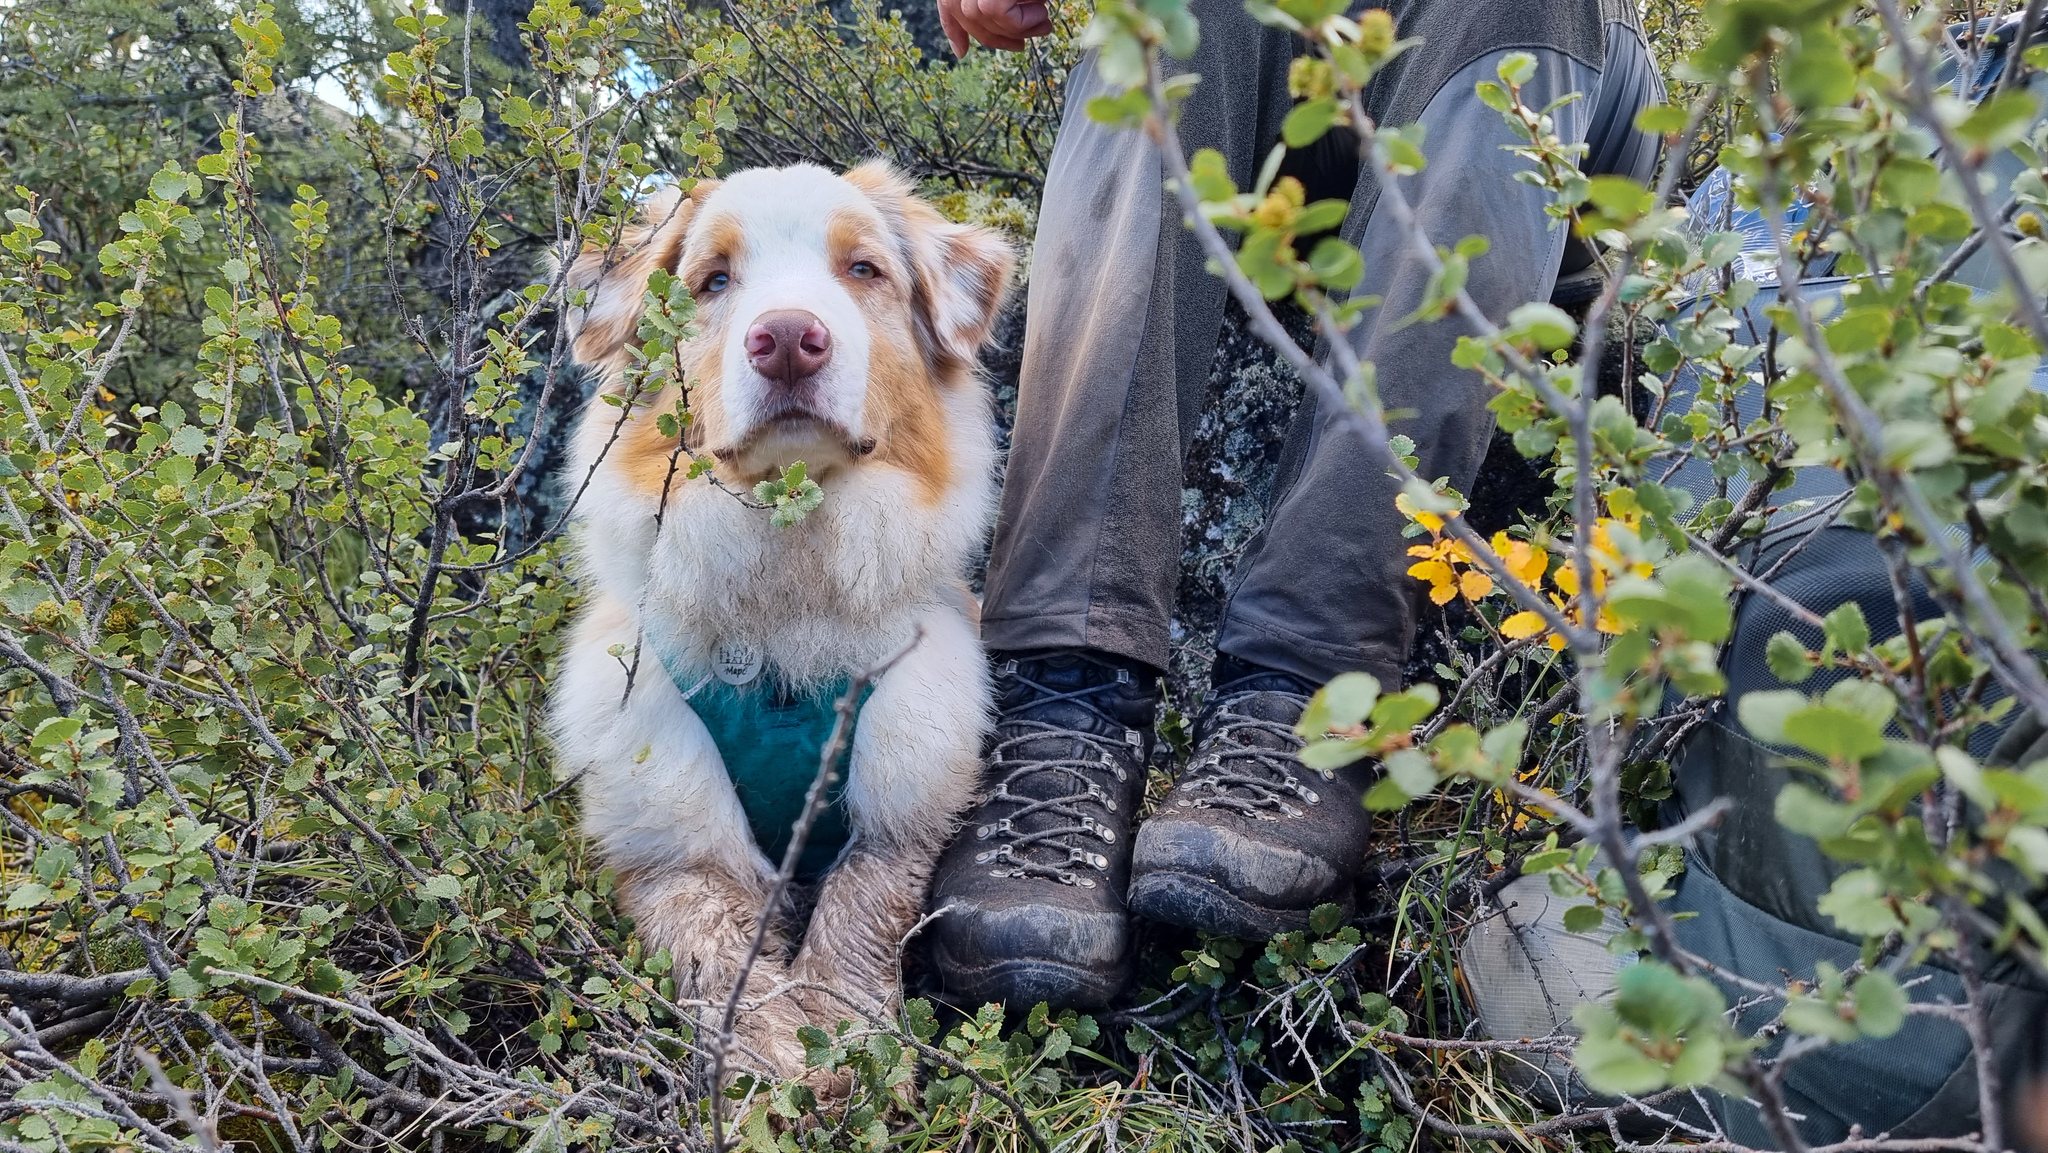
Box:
[927,650,1157,1009]
[1128,658,1374,939]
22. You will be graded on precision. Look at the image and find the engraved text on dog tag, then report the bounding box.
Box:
[713,640,763,686]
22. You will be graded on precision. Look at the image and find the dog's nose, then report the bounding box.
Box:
[746,310,832,386]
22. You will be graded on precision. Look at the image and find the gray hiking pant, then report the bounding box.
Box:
[980,0,1662,686]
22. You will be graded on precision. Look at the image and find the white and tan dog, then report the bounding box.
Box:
[549,162,1013,1077]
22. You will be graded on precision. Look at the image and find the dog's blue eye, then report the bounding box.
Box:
[849,261,878,280]
[704,272,729,293]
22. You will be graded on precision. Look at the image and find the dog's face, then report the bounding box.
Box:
[565,162,1014,502]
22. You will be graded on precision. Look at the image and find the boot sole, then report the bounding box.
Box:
[1128,869,1352,941]
[928,938,1127,1010]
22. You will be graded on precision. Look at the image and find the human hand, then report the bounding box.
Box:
[937,0,1053,57]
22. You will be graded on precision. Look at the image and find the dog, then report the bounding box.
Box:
[549,161,1014,1079]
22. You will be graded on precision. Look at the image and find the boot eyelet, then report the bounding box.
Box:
[1099,827,1117,843]
[975,850,994,864]
[1090,853,1109,869]
[1078,876,1097,888]
[975,824,994,839]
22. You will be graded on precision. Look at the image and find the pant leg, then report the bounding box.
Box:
[978,3,1296,671]
[1218,20,1661,687]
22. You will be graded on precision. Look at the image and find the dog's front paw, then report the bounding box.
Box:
[723,1002,811,1082]
[800,1063,855,1107]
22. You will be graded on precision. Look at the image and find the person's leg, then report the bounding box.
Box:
[1131,5,1661,938]
[930,0,1296,1009]
[1218,14,1659,687]
[977,5,1295,671]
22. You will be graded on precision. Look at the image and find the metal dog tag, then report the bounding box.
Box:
[712,640,763,686]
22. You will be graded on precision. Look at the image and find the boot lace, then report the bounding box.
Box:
[1175,686,1321,821]
[968,664,1144,889]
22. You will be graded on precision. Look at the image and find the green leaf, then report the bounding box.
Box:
[1821,602,1869,655]
[1585,175,1654,222]
[1958,89,2039,149]
[1506,302,1577,351]
[1188,148,1236,203]
[1301,736,1373,771]
[1781,705,1885,763]
[1374,748,1436,807]
[1308,902,1345,935]
[1766,631,1813,684]
[1877,157,1940,208]
[4,881,52,911]
[1561,903,1607,935]
[1774,783,1855,840]
[1307,236,1362,289]
[31,715,82,749]
[1783,34,1856,109]
[1783,995,1859,1042]
[1737,689,1807,745]
[422,874,463,900]
[1299,671,1380,736]
[149,165,190,202]
[903,998,939,1043]
[1635,104,1688,134]
[1851,971,1906,1038]
[1497,52,1536,87]
[1086,89,1152,129]
[1368,683,1439,732]
[1362,776,1413,810]
[1282,99,1341,148]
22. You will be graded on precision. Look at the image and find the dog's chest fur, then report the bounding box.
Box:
[587,405,994,689]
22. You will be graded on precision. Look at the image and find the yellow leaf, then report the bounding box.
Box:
[1500,611,1547,639]
[1507,541,1547,586]
[1430,582,1458,606]
[1407,544,1437,559]
[1553,564,1580,598]
[1408,560,1452,585]
[1460,570,1493,600]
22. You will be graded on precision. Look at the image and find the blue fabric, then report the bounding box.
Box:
[661,655,870,882]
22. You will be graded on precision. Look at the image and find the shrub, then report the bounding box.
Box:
[5,0,2048,1150]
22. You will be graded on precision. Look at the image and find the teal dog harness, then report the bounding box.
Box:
[660,644,869,881]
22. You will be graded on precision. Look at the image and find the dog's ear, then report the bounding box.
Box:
[561,180,716,371]
[847,160,1016,371]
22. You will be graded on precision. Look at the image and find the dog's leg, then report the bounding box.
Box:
[789,844,934,1014]
[613,861,814,1077]
[553,593,810,1078]
[790,607,989,1018]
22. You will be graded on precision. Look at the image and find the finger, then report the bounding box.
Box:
[937,0,971,57]
[1011,0,1053,37]
[960,0,1029,49]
